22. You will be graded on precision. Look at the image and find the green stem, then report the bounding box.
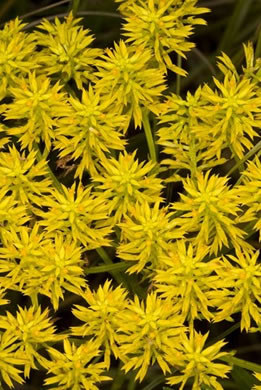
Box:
[96,247,129,288]
[228,140,261,180]
[220,355,261,373]
[176,55,182,95]
[34,143,65,195]
[142,109,157,162]
[206,323,240,347]
[69,0,80,17]
[84,261,131,275]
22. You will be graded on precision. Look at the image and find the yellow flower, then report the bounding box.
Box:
[54,85,127,178]
[0,188,29,245]
[71,280,129,369]
[236,156,261,240]
[156,89,226,181]
[92,151,163,223]
[35,183,112,248]
[45,339,111,390]
[121,0,209,75]
[172,171,250,255]
[213,249,261,332]
[2,71,72,150]
[118,292,185,382]
[0,18,37,100]
[95,40,166,128]
[117,201,183,274]
[0,145,52,206]
[0,306,64,377]
[34,12,102,89]
[167,331,231,390]
[199,53,261,159]
[0,226,87,310]
[154,239,220,322]
[0,332,28,388]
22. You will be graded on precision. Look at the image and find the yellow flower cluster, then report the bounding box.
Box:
[0,2,260,390]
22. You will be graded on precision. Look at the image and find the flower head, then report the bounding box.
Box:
[45,339,111,390]
[34,12,102,89]
[199,53,261,159]
[213,249,261,331]
[0,331,28,388]
[0,306,64,377]
[72,280,129,368]
[35,183,112,248]
[0,18,37,100]
[95,40,166,128]
[2,72,72,150]
[0,226,87,310]
[118,292,185,381]
[93,151,163,223]
[154,239,219,322]
[172,171,250,255]
[0,188,29,244]
[167,331,231,390]
[236,156,261,240]
[157,89,226,181]
[117,201,183,274]
[121,0,209,75]
[0,145,52,206]
[54,85,127,178]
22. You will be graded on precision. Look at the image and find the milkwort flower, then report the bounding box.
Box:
[34,182,112,248]
[0,18,37,100]
[0,306,64,377]
[154,239,220,322]
[236,156,261,240]
[172,171,251,255]
[54,85,127,178]
[167,331,231,390]
[156,88,227,182]
[71,280,129,369]
[45,339,111,390]
[92,151,163,223]
[34,12,102,89]
[117,201,183,274]
[117,292,185,382]
[213,249,261,332]
[197,51,261,159]
[0,332,29,388]
[0,145,52,206]
[0,225,87,310]
[121,0,209,75]
[1,71,72,151]
[94,40,166,128]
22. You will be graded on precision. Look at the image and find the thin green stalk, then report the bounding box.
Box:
[23,11,121,30]
[205,322,240,347]
[142,109,157,162]
[68,0,80,17]
[166,55,182,202]
[218,0,253,53]
[96,247,129,289]
[176,55,182,95]
[34,143,65,195]
[255,26,261,59]
[228,140,261,179]
[220,356,261,374]
[84,261,131,275]
[20,0,70,19]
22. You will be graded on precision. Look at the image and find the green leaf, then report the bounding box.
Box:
[231,366,256,390]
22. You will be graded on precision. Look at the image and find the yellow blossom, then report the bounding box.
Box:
[167,331,231,390]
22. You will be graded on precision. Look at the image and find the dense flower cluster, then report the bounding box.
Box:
[0,2,260,390]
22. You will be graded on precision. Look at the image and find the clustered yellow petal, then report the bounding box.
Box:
[121,0,209,75]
